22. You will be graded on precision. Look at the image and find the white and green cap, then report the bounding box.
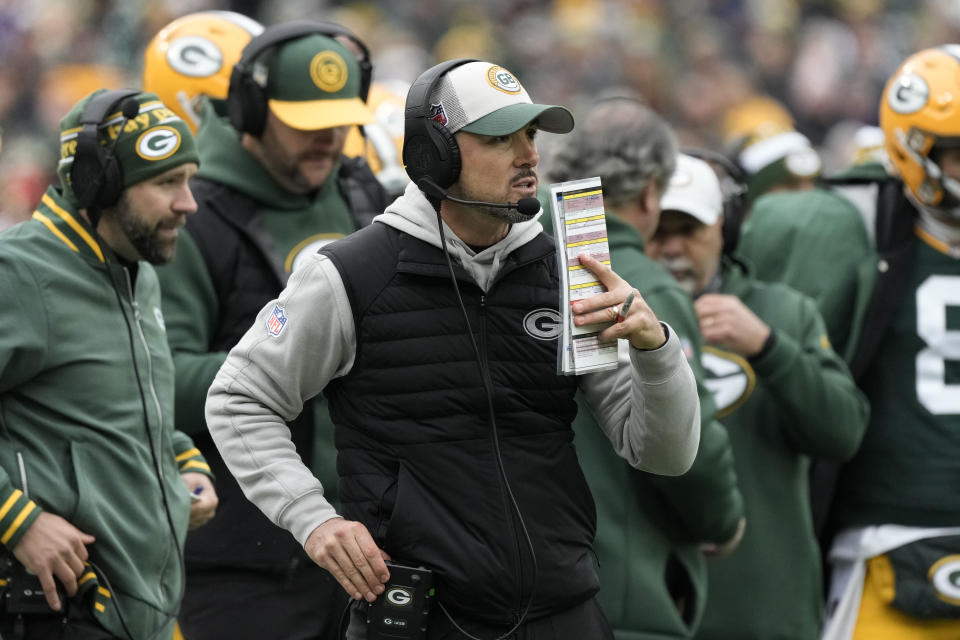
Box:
[429,61,573,136]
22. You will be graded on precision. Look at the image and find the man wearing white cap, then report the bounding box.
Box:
[647,154,869,639]
[206,59,703,638]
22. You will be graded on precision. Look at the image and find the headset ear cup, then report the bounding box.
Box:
[226,66,248,133]
[98,154,124,209]
[226,66,268,136]
[720,187,748,255]
[242,74,268,137]
[403,119,461,190]
[71,125,106,210]
[425,121,460,189]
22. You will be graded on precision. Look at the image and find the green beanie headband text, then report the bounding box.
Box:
[57,90,200,204]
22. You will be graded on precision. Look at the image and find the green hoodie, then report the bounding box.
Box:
[0,187,209,639]
[544,210,744,639]
[737,165,883,362]
[695,258,869,640]
[155,104,357,498]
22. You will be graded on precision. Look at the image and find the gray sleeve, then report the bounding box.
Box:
[580,323,700,475]
[205,253,355,545]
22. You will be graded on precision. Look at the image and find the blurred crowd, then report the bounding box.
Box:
[1,0,959,229]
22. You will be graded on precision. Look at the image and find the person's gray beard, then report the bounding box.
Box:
[656,256,698,296]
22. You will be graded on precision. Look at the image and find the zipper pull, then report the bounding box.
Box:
[16,452,29,498]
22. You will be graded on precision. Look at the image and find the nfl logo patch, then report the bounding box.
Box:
[429,102,447,125]
[267,304,287,337]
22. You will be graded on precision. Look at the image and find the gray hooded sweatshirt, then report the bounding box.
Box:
[205,182,701,546]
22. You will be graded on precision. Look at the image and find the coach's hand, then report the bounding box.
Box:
[305,517,390,602]
[573,253,666,350]
[182,471,218,530]
[13,512,95,611]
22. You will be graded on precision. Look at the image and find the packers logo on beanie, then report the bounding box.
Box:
[57,89,200,205]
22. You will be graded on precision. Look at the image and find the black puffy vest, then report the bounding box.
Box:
[182,160,389,572]
[321,222,598,624]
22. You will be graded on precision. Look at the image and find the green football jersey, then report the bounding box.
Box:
[834,231,960,527]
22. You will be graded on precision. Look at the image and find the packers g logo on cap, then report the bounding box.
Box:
[136,127,182,160]
[486,66,521,95]
[310,51,348,93]
[166,36,223,78]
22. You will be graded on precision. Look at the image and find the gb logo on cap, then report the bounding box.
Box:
[486,66,521,94]
[136,127,182,160]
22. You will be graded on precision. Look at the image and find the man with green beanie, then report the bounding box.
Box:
[0,89,216,639]
[151,20,390,640]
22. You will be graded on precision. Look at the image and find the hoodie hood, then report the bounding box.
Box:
[375,182,545,291]
[194,99,340,210]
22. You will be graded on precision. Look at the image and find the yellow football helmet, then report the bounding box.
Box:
[343,80,410,197]
[142,11,263,133]
[880,46,960,212]
[723,95,795,149]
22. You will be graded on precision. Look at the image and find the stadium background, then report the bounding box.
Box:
[0,0,957,229]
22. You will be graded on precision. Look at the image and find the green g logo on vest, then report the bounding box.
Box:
[136,126,182,161]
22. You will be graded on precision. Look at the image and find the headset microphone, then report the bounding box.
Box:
[444,193,542,217]
[416,177,541,219]
[118,97,140,121]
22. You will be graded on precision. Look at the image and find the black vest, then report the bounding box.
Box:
[322,223,598,624]
[183,161,389,572]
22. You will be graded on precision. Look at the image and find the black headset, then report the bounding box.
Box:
[681,147,749,255]
[402,58,479,194]
[70,89,140,213]
[226,20,372,137]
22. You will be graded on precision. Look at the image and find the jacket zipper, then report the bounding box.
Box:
[478,293,525,618]
[124,267,176,606]
[124,268,164,482]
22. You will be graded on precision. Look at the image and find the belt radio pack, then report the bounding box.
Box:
[2,559,63,615]
[365,562,434,640]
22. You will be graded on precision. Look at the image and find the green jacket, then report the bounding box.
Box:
[737,166,882,362]
[696,259,869,640]
[0,187,209,639]
[545,210,744,639]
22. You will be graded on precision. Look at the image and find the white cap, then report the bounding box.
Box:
[659,154,724,225]
[428,61,574,136]
[738,130,821,177]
